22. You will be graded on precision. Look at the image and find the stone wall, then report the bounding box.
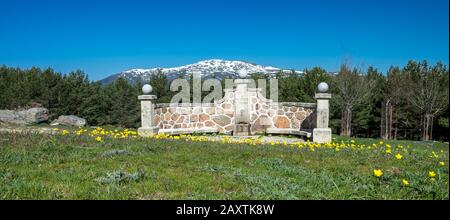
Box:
[250,102,316,133]
[153,88,316,134]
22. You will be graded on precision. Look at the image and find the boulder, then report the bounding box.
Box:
[0,110,22,124]
[53,115,87,127]
[0,108,48,124]
[22,108,49,123]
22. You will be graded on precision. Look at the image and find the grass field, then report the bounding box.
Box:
[0,126,448,200]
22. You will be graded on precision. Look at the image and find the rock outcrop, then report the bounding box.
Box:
[51,115,87,127]
[0,108,49,124]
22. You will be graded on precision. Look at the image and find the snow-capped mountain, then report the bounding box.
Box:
[99,59,304,84]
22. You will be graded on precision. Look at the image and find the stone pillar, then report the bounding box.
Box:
[313,93,332,143]
[234,79,251,123]
[233,79,251,136]
[138,95,159,136]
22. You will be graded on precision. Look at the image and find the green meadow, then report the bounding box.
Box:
[0,127,448,200]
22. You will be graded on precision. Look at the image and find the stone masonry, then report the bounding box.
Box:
[138,79,331,143]
[152,88,316,135]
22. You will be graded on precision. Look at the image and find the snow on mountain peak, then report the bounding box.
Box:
[100,59,303,84]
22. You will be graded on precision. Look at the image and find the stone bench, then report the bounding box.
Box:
[158,127,219,135]
[265,128,312,138]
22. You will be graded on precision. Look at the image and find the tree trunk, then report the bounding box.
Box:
[340,111,346,136]
[422,115,425,140]
[422,113,433,141]
[430,115,434,140]
[385,100,390,139]
[382,100,393,140]
[340,108,352,137]
[393,107,397,140]
[347,109,352,136]
[389,104,393,139]
[380,101,385,139]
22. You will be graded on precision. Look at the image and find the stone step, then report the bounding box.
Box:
[158,128,219,135]
[265,128,312,138]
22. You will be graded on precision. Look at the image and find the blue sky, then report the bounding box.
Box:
[0,0,448,80]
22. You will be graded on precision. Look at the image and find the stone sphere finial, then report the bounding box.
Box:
[142,84,152,94]
[237,69,248,78]
[317,82,329,93]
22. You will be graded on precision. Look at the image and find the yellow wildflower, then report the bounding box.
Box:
[96,136,102,142]
[439,161,445,166]
[395,153,403,160]
[402,179,409,186]
[428,171,436,178]
[431,151,439,158]
[385,149,392,154]
[373,169,383,177]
